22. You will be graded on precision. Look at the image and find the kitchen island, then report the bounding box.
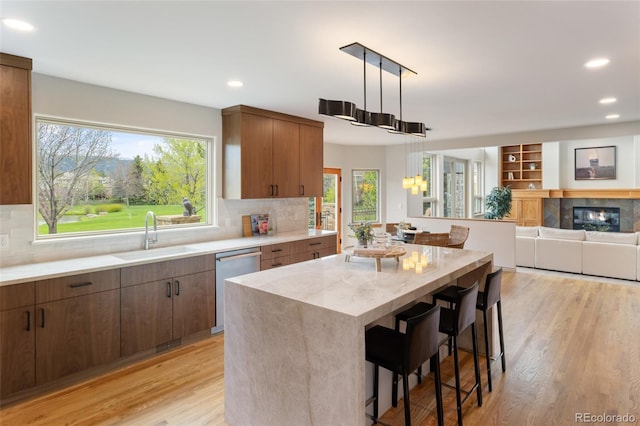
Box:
[224,244,493,425]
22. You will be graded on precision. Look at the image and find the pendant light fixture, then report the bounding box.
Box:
[318,42,429,137]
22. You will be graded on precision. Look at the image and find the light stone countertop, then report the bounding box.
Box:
[0,230,336,286]
[225,244,493,326]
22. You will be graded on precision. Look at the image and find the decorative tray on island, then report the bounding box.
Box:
[345,245,406,271]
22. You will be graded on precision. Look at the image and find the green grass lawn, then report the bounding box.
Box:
[38,204,205,235]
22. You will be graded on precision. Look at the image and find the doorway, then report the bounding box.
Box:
[310,168,342,252]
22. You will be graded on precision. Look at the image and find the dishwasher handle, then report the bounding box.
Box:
[217,251,262,262]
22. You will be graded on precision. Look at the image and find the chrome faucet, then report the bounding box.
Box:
[144,211,157,250]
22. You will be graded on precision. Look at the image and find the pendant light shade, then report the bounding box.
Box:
[405,121,429,138]
[370,112,396,129]
[351,108,372,127]
[318,99,357,121]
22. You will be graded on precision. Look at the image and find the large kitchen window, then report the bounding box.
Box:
[36,117,211,238]
[352,169,379,223]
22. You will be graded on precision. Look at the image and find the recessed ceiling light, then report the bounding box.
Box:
[2,18,35,32]
[584,58,610,69]
[227,80,243,88]
[599,97,617,104]
[605,114,620,120]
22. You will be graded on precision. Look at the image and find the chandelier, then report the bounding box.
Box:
[318,42,430,138]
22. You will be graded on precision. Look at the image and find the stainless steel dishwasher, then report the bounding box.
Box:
[212,247,261,334]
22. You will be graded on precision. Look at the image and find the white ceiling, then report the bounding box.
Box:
[1,1,639,146]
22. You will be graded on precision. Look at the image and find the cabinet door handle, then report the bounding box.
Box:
[310,242,322,246]
[69,281,93,288]
[39,308,45,328]
[300,185,305,196]
[26,310,31,331]
[272,248,282,253]
[175,280,180,296]
[167,281,172,298]
[269,185,274,196]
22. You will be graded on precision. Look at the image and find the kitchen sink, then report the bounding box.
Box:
[113,245,200,261]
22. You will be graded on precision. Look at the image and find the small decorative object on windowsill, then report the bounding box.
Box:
[348,222,374,247]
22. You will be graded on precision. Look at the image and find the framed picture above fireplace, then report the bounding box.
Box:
[574,145,616,180]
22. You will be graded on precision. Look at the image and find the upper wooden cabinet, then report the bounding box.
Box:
[222,105,324,199]
[500,143,542,190]
[0,53,32,205]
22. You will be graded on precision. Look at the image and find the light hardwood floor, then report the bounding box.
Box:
[1,270,639,425]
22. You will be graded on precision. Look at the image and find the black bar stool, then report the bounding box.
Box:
[366,304,444,426]
[395,282,482,426]
[432,268,505,392]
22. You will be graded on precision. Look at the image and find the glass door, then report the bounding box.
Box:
[309,168,341,252]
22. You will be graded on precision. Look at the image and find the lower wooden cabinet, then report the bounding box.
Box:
[260,242,292,270]
[1,306,36,397]
[0,272,121,398]
[0,282,35,398]
[120,258,215,357]
[261,235,337,270]
[507,196,544,226]
[35,289,120,384]
[290,235,337,263]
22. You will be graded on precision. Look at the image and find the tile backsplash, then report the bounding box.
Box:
[0,198,309,267]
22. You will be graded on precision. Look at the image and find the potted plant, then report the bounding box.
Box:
[484,186,512,219]
[348,222,374,247]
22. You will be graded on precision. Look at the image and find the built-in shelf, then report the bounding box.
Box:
[500,143,542,189]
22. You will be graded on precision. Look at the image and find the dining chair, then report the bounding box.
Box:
[448,225,469,249]
[413,232,449,247]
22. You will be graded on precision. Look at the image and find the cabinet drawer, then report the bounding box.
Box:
[121,254,215,287]
[291,236,336,254]
[260,243,291,261]
[261,256,291,270]
[1,282,35,311]
[36,269,120,304]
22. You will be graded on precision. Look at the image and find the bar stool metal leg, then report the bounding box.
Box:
[482,308,493,392]
[373,364,379,423]
[498,300,506,372]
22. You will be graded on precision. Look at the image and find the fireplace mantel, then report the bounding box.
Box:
[512,188,640,199]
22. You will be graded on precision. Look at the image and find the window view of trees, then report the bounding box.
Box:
[36,119,208,237]
[352,169,379,222]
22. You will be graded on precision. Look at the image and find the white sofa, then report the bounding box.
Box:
[516,226,640,281]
